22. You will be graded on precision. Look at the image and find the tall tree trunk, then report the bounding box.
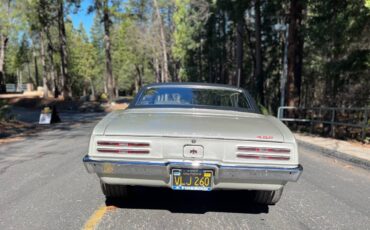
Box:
[134,65,140,94]
[295,32,304,103]
[40,31,49,98]
[286,0,305,107]
[16,69,19,91]
[172,61,179,82]
[83,80,87,97]
[228,35,234,85]
[20,70,23,91]
[221,11,228,84]
[45,29,57,98]
[83,87,87,97]
[154,57,161,83]
[199,45,203,82]
[295,6,307,105]
[254,0,263,104]
[104,81,107,94]
[27,62,32,85]
[113,75,118,97]
[140,63,144,87]
[103,0,115,101]
[134,64,143,94]
[89,77,96,99]
[0,0,11,93]
[49,63,56,98]
[33,49,39,87]
[58,0,71,99]
[0,35,8,93]
[236,16,244,87]
[245,25,256,89]
[153,0,169,82]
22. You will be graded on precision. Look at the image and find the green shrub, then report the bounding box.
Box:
[100,93,108,101]
[258,103,270,115]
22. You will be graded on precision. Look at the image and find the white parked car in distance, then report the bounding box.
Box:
[83,83,302,205]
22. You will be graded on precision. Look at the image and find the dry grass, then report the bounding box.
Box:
[104,103,129,112]
[347,140,370,149]
[0,136,25,144]
[0,91,43,99]
[0,120,34,144]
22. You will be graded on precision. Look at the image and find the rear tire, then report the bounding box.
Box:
[100,182,129,198]
[254,187,283,205]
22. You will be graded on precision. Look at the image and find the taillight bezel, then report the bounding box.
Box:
[96,141,150,154]
[237,146,290,154]
[236,146,291,161]
[97,141,150,147]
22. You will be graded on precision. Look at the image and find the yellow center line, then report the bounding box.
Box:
[82,205,116,230]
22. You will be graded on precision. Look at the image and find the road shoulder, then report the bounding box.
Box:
[295,133,370,170]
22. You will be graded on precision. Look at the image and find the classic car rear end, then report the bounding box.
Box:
[83,83,302,205]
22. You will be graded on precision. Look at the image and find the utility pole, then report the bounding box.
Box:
[281,24,289,107]
[273,23,289,107]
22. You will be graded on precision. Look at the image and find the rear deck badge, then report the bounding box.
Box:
[183,145,204,158]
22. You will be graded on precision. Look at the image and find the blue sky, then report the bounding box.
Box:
[69,0,94,37]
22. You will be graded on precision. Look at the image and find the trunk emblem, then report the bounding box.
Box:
[191,139,197,143]
[183,145,204,158]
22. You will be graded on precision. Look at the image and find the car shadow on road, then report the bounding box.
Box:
[105,186,269,214]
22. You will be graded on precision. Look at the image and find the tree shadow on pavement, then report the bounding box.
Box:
[0,112,105,144]
[105,186,269,214]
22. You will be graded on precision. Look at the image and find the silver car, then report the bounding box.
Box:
[83,83,302,205]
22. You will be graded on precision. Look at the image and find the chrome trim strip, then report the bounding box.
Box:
[99,134,284,143]
[83,155,166,166]
[83,155,301,171]
[83,155,303,180]
[219,164,302,172]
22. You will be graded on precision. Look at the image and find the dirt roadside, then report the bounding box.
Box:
[0,97,128,144]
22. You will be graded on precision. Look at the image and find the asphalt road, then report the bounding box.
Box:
[0,114,369,230]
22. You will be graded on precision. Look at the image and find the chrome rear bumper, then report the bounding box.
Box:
[83,155,302,188]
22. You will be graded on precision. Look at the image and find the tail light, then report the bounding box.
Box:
[237,146,290,161]
[97,141,150,154]
[97,141,150,147]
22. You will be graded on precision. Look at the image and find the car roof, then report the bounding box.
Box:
[143,82,244,91]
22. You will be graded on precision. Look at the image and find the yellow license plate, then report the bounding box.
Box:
[171,169,213,191]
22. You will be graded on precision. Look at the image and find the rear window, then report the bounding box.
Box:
[135,87,251,110]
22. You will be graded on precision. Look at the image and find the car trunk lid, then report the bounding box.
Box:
[103,109,284,142]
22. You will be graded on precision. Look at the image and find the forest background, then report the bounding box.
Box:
[0,0,369,114]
